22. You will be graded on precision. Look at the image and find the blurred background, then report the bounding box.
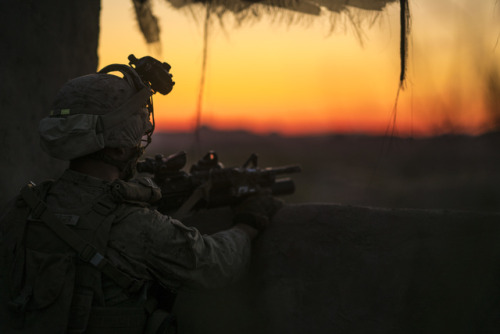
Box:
[99,0,500,136]
[99,0,500,212]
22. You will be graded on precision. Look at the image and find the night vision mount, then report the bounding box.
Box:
[128,54,175,95]
[97,54,175,147]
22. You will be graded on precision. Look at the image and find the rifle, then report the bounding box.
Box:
[136,151,301,217]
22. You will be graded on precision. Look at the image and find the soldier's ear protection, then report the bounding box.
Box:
[99,54,175,147]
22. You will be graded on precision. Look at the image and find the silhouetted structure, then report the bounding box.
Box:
[0,0,100,207]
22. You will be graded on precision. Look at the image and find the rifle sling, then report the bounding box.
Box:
[173,180,212,219]
[20,183,142,294]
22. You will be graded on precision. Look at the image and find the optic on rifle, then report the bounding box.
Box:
[136,151,301,214]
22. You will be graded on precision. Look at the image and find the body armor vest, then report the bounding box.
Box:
[0,176,172,334]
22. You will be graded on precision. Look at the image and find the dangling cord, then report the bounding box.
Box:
[399,0,411,88]
[368,0,412,192]
[388,0,411,140]
[194,2,212,158]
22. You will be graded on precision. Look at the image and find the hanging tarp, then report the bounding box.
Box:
[167,0,397,15]
[132,0,409,84]
[134,0,400,43]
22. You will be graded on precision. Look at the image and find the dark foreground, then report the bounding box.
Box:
[176,204,500,334]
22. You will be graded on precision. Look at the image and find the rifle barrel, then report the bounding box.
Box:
[264,165,302,175]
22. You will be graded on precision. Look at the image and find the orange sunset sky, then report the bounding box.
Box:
[98,0,500,136]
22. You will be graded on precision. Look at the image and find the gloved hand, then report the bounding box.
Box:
[232,194,284,231]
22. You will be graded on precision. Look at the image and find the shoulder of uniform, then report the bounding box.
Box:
[112,201,167,227]
[109,177,162,206]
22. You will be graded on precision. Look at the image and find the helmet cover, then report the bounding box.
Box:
[39,73,153,160]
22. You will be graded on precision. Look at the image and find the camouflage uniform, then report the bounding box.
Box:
[0,168,252,333]
[48,169,251,294]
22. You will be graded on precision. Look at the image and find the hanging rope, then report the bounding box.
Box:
[369,0,412,187]
[194,2,212,155]
[399,0,411,88]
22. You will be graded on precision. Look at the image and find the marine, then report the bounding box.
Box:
[0,55,281,333]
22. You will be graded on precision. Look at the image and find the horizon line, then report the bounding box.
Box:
[153,125,498,139]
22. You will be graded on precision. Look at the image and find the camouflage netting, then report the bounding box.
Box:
[165,0,398,17]
[131,0,410,144]
[132,0,409,85]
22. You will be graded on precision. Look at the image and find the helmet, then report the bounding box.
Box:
[39,55,174,161]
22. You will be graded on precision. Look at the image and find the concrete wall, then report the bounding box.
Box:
[177,203,500,334]
[0,0,100,207]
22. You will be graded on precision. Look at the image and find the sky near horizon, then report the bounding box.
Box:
[99,0,500,136]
